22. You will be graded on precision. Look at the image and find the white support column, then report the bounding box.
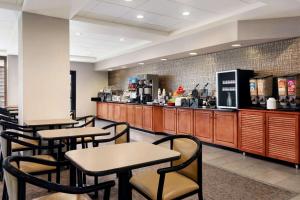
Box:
[18,12,70,123]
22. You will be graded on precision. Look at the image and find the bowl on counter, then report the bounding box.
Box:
[167,102,175,106]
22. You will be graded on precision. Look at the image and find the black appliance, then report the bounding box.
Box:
[216,69,254,109]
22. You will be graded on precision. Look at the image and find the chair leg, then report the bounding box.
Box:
[104,187,111,200]
[56,167,61,184]
[2,181,8,200]
[0,152,3,181]
[94,176,98,198]
[47,173,52,192]
[198,190,203,200]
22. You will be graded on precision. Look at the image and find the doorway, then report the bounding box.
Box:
[70,70,76,119]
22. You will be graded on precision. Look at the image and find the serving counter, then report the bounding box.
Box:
[93,100,300,165]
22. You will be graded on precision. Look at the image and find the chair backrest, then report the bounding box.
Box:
[172,137,200,182]
[84,116,95,127]
[115,123,130,144]
[1,132,10,158]
[3,161,19,200]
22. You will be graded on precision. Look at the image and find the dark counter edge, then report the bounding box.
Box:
[91,97,300,113]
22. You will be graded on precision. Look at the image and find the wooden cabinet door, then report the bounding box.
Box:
[119,104,127,122]
[238,110,266,156]
[163,108,177,134]
[266,113,299,163]
[107,103,114,121]
[214,111,238,148]
[97,103,102,118]
[194,110,214,143]
[127,105,135,126]
[135,106,143,128]
[101,103,108,120]
[113,104,121,122]
[177,108,193,135]
[143,106,153,131]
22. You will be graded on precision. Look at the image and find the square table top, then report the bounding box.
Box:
[24,119,78,127]
[37,127,110,140]
[65,142,181,176]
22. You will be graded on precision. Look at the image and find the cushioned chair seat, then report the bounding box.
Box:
[12,138,39,150]
[33,193,92,200]
[130,170,199,200]
[19,155,56,173]
[76,137,93,143]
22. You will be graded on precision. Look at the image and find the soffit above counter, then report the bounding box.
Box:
[95,16,300,71]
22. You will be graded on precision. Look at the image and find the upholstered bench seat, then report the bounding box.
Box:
[130,170,199,200]
[33,193,92,200]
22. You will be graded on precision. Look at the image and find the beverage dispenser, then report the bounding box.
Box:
[216,69,254,109]
[257,76,273,106]
[277,77,288,107]
[287,74,300,108]
[249,78,258,105]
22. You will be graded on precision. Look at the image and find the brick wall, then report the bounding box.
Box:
[109,38,300,94]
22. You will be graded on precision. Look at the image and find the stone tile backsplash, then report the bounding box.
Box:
[109,38,300,94]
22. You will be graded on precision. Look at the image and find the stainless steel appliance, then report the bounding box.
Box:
[216,69,254,109]
[134,74,159,104]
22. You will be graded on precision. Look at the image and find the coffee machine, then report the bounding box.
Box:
[287,74,300,108]
[278,76,288,107]
[136,74,159,104]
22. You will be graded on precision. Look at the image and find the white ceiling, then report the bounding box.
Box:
[0,0,300,63]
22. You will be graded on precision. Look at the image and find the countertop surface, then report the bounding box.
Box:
[92,97,300,113]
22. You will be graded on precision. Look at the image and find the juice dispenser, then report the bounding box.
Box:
[257,76,273,106]
[277,77,288,107]
[287,74,300,108]
[249,78,258,105]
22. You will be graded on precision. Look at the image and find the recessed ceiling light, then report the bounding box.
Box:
[138,62,144,65]
[161,58,168,61]
[120,38,125,42]
[189,52,198,56]
[232,44,241,47]
[136,15,144,19]
[182,11,190,16]
[124,0,132,1]
[122,66,127,69]
[75,32,81,36]
[108,69,113,71]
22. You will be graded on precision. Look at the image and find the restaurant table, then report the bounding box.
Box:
[37,127,111,150]
[65,142,181,200]
[24,119,78,128]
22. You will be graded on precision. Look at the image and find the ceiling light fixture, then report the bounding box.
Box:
[124,0,132,1]
[122,66,127,69]
[189,52,198,56]
[161,58,168,61]
[108,69,113,71]
[136,15,144,19]
[120,38,125,42]
[232,44,241,47]
[138,62,144,65]
[75,32,81,36]
[182,11,190,16]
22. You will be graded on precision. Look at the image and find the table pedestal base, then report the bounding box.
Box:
[117,171,132,200]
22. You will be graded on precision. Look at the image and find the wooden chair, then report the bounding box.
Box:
[65,115,96,149]
[92,122,130,147]
[0,121,40,181]
[1,131,64,185]
[129,134,203,200]
[2,155,115,200]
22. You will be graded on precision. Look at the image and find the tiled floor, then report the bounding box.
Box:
[96,119,300,199]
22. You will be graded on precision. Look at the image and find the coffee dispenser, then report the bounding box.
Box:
[277,77,288,107]
[287,74,300,108]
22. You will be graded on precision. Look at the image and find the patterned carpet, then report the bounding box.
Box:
[0,163,297,200]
